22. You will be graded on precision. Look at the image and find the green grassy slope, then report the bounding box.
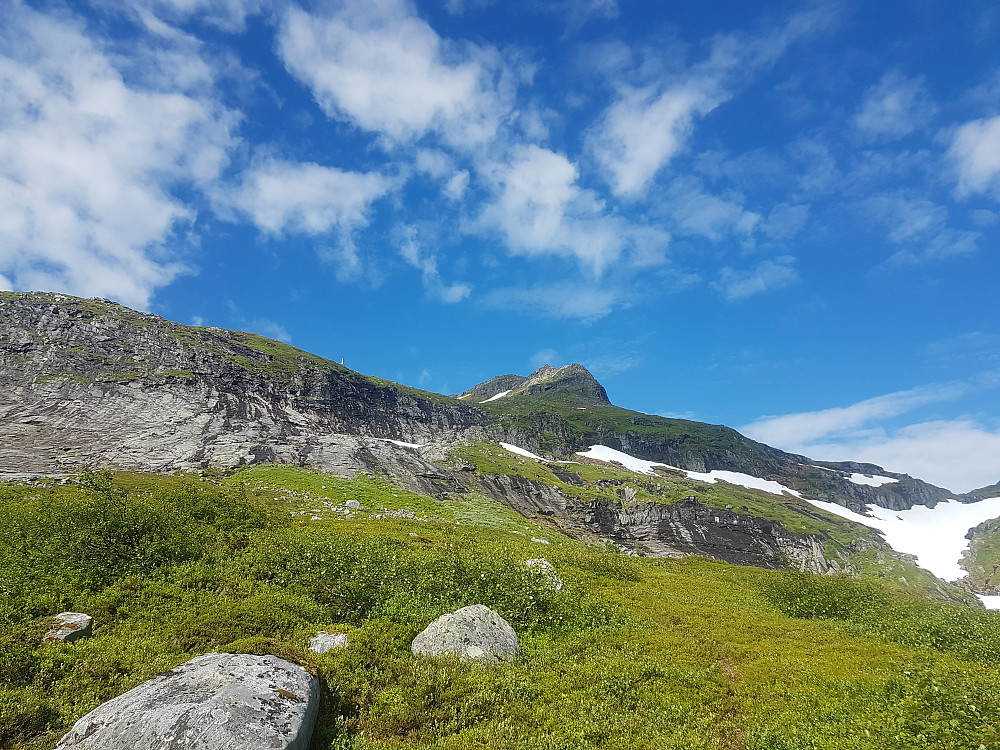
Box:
[3,469,1000,750]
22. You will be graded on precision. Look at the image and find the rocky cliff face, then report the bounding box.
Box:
[0,293,487,476]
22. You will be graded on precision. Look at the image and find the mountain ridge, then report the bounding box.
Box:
[0,290,993,601]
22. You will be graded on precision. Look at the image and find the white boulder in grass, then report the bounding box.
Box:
[309,631,348,653]
[44,612,93,643]
[55,653,319,750]
[525,558,564,592]
[411,604,520,662]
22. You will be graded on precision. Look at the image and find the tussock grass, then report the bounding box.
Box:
[2,468,1000,749]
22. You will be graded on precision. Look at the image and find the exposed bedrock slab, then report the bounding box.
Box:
[55,652,319,750]
[411,604,520,662]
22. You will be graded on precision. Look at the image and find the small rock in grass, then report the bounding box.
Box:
[411,604,519,662]
[345,499,361,509]
[44,612,93,643]
[530,537,550,545]
[309,632,348,654]
[55,652,318,750]
[525,558,563,591]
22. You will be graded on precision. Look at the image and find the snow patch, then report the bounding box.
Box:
[372,437,423,449]
[457,394,471,399]
[686,470,802,498]
[849,473,898,487]
[802,495,1000,581]
[575,445,673,475]
[500,442,545,461]
[481,390,511,403]
[978,595,1000,610]
[576,445,800,496]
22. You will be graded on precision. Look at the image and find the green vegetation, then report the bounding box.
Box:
[3,468,1000,749]
[962,517,1000,592]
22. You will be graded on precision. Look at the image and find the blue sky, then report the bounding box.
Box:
[2,0,999,492]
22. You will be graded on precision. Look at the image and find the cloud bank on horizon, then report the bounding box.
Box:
[1,0,998,490]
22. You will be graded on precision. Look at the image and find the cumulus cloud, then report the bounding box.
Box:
[479,145,668,274]
[0,4,236,309]
[949,115,1000,196]
[854,71,935,140]
[276,0,514,148]
[221,159,390,237]
[0,273,12,291]
[715,256,798,301]
[591,84,709,198]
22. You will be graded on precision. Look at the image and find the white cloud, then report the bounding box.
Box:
[949,115,1000,196]
[481,282,617,321]
[222,158,390,237]
[0,4,236,309]
[251,318,292,343]
[805,420,1000,494]
[761,203,809,240]
[662,178,760,241]
[715,256,798,301]
[479,145,667,273]
[396,225,471,303]
[276,0,514,148]
[589,8,832,198]
[444,170,470,201]
[854,71,935,141]
[119,0,263,32]
[0,273,11,291]
[591,84,709,197]
[863,193,946,243]
[743,383,968,448]
[530,348,561,369]
[881,228,980,267]
[741,381,1000,493]
[861,193,980,266]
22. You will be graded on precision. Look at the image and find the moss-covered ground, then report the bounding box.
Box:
[3,467,1000,750]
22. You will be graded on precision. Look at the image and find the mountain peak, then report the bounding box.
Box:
[458,363,610,405]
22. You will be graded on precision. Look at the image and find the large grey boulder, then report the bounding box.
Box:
[55,652,319,749]
[44,612,93,643]
[411,604,519,662]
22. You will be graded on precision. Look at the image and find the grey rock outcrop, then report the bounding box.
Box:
[55,652,319,750]
[586,497,850,574]
[411,604,519,662]
[309,631,348,653]
[43,612,93,643]
[0,293,487,477]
